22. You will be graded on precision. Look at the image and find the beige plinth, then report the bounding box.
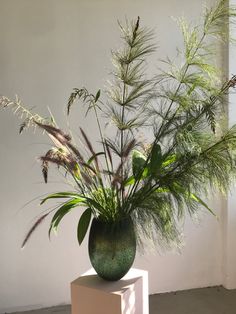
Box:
[71,268,149,314]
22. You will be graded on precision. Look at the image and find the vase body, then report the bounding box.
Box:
[88,217,136,281]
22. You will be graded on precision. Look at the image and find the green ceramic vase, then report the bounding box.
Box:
[88,217,136,281]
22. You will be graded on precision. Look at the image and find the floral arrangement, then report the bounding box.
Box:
[1,0,236,254]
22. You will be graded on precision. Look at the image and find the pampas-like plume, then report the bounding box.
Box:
[40,148,79,182]
[35,121,84,162]
[21,213,49,248]
[42,160,48,183]
[35,121,71,143]
[80,127,100,171]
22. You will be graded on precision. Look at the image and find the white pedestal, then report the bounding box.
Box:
[71,268,149,314]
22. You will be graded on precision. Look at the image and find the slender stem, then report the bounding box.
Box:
[120,79,128,204]
[119,19,140,205]
[70,170,88,195]
[93,104,112,183]
[126,32,207,203]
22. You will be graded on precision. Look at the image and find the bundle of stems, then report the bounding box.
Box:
[1,0,236,249]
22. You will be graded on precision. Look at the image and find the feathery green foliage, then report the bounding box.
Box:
[1,0,236,250]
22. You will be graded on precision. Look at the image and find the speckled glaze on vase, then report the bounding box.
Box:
[88,217,136,281]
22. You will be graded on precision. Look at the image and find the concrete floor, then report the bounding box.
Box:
[8,286,236,314]
[149,286,236,314]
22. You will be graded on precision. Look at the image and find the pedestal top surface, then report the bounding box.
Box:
[71,268,148,295]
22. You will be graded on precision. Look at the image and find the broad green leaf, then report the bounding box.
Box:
[87,152,105,165]
[132,150,146,179]
[142,167,149,178]
[190,193,216,217]
[85,197,104,212]
[41,192,84,205]
[149,143,162,175]
[77,208,92,245]
[48,198,85,237]
[124,169,149,186]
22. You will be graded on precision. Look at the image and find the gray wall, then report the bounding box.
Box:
[0,0,226,312]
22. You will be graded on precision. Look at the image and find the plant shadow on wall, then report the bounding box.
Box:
[1,0,236,281]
